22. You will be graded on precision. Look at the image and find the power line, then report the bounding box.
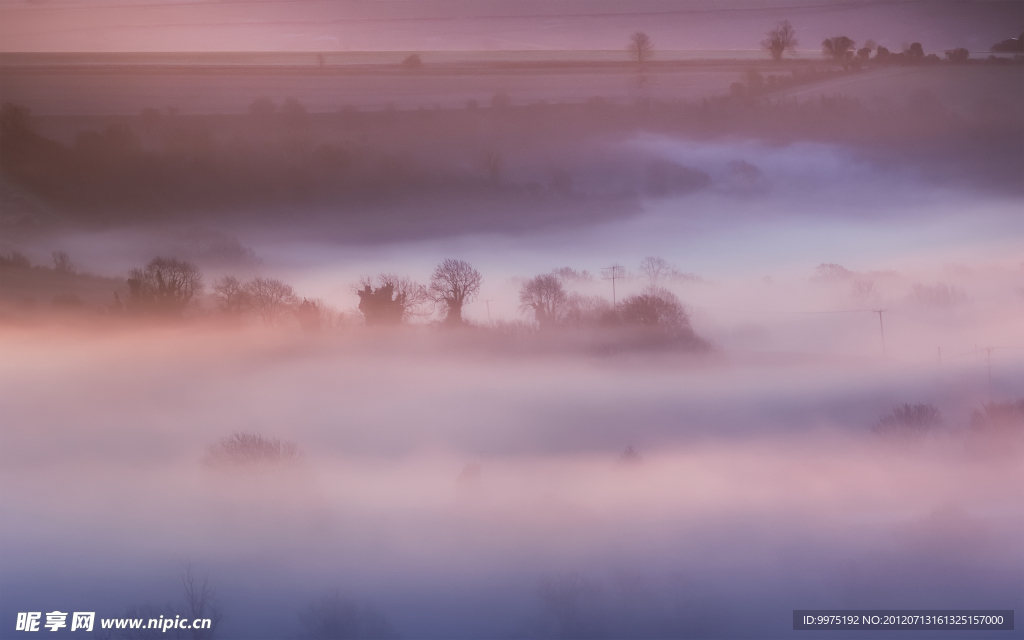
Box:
[601,264,625,307]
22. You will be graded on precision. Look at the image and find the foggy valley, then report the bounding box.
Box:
[1,2,1022,638]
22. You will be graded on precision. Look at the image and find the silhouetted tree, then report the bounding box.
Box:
[244,277,298,325]
[991,31,1024,52]
[126,257,203,316]
[906,42,925,61]
[639,256,675,282]
[822,36,856,64]
[429,259,482,325]
[617,286,691,337]
[294,297,327,332]
[356,274,428,325]
[945,47,969,63]
[628,32,653,64]
[401,53,423,69]
[180,563,221,640]
[519,274,567,329]
[761,20,798,61]
[212,276,250,315]
[562,293,612,328]
[52,250,74,274]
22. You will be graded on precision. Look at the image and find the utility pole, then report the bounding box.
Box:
[602,264,625,307]
[873,309,887,356]
[484,299,493,323]
[986,347,993,398]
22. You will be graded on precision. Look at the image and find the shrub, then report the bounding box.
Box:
[0,250,31,269]
[298,593,398,640]
[203,432,300,467]
[907,282,969,308]
[969,400,1024,432]
[872,403,941,438]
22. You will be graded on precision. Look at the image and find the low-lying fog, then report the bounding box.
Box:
[2,64,1022,639]
[1,324,1022,639]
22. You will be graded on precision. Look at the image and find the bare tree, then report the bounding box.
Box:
[519,274,567,329]
[761,20,798,61]
[639,256,672,283]
[52,250,74,274]
[822,36,856,64]
[429,259,482,325]
[126,257,203,316]
[211,276,249,315]
[562,293,613,328]
[180,563,221,640]
[356,273,429,325]
[244,276,298,325]
[628,32,653,64]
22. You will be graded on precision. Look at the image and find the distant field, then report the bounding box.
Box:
[1,62,749,116]
[3,50,1020,117]
[775,65,1024,117]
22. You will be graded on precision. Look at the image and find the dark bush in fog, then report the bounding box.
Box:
[203,432,300,467]
[561,293,613,328]
[0,250,31,269]
[615,287,696,338]
[298,592,398,640]
[907,282,969,308]
[945,48,970,63]
[871,403,941,438]
[991,31,1024,53]
[356,274,429,325]
[822,36,856,65]
[970,400,1024,432]
[295,297,327,332]
[126,257,203,316]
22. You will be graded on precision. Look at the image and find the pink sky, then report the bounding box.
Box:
[1,0,1020,53]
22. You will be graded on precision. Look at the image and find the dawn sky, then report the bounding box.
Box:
[1,0,1020,52]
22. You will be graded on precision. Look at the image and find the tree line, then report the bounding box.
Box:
[627,22,1021,65]
[42,253,706,347]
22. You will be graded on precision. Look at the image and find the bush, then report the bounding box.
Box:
[907,282,969,308]
[203,432,300,467]
[872,403,941,438]
[0,250,31,269]
[969,400,1024,432]
[298,593,398,640]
